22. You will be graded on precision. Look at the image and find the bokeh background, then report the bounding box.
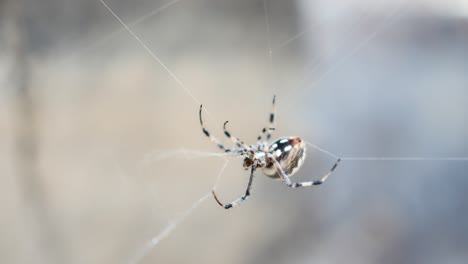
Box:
[1,0,468,263]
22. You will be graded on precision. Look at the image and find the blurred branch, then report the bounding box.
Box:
[2,0,66,263]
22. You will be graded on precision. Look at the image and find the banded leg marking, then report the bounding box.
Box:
[269,153,341,188]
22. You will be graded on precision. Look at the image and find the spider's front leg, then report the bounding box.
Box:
[212,161,257,209]
[223,121,249,151]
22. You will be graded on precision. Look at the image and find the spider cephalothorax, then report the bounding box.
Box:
[199,95,340,209]
[243,156,254,169]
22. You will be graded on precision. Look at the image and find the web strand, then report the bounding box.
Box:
[307,0,410,88]
[263,0,278,94]
[290,0,387,87]
[341,157,468,161]
[129,159,229,264]
[305,141,340,160]
[97,0,202,107]
[273,0,358,50]
[263,0,273,66]
[305,142,468,162]
[142,148,231,165]
[97,0,226,138]
[74,0,181,58]
[128,193,211,264]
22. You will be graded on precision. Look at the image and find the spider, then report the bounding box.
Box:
[199,95,340,209]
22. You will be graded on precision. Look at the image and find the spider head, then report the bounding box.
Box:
[243,157,254,169]
[262,137,306,178]
[243,150,256,169]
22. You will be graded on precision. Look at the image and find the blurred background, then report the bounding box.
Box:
[1,0,468,263]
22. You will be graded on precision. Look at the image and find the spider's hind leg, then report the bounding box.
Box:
[269,153,341,188]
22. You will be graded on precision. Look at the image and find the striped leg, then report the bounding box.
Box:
[223,121,249,151]
[212,161,257,209]
[269,153,341,188]
[199,105,235,153]
[257,95,276,143]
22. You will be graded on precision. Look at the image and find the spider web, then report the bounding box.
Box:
[89,0,468,263]
[4,0,467,264]
[87,0,468,263]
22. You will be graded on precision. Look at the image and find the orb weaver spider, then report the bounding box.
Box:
[199,96,340,209]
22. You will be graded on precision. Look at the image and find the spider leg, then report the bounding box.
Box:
[257,95,276,144]
[199,105,237,153]
[268,153,341,188]
[223,121,249,151]
[212,161,257,209]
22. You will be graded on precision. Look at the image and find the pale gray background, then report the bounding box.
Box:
[1,0,467,263]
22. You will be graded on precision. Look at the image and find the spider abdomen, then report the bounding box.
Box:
[262,137,306,178]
